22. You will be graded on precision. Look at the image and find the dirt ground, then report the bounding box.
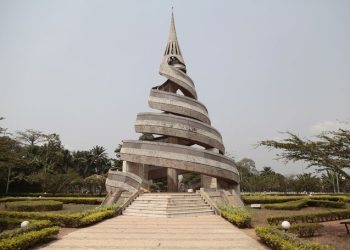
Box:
[246,206,350,250]
[309,220,350,250]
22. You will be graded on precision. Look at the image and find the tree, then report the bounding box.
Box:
[16,129,45,148]
[0,136,26,193]
[112,144,123,171]
[89,145,109,175]
[258,129,350,182]
[294,173,321,193]
[235,158,258,192]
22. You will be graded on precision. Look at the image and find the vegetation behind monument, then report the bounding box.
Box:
[1,117,349,194]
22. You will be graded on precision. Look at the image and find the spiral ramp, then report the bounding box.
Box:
[105,13,242,211]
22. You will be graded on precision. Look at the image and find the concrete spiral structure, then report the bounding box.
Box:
[111,13,241,194]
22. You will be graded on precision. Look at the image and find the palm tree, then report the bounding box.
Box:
[89,146,109,175]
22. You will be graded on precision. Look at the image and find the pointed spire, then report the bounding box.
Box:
[167,10,178,44]
[162,10,186,66]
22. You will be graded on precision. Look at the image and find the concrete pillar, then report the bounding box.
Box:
[125,162,140,176]
[232,184,241,196]
[122,161,127,172]
[167,168,178,192]
[201,175,217,189]
[201,148,218,189]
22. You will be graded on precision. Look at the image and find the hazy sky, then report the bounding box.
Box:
[1,0,349,175]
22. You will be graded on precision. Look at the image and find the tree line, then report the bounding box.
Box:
[1,117,349,194]
[0,119,121,195]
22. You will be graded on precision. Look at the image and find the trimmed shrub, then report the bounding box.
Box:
[0,211,82,227]
[267,208,350,225]
[242,195,300,204]
[4,200,63,212]
[264,199,346,210]
[285,223,324,238]
[219,205,252,228]
[307,199,346,208]
[79,210,115,227]
[0,218,52,240]
[255,226,330,250]
[242,195,348,205]
[264,199,309,210]
[0,205,119,228]
[0,197,102,204]
[0,226,59,250]
[0,193,105,197]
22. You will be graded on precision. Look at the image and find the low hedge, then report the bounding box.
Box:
[0,197,101,204]
[0,226,59,250]
[78,210,115,227]
[255,226,330,250]
[242,196,301,204]
[0,205,119,228]
[267,208,350,225]
[264,199,309,210]
[0,218,52,240]
[285,223,323,238]
[4,200,63,212]
[264,199,346,210]
[307,199,346,208]
[219,205,252,228]
[1,193,106,197]
[242,195,347,205]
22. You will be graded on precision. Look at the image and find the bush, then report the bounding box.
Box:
[267,208,350,225]
[264,199,345,210]
[255,226,330,250]
[0,197,101,204]
[0,226,59,250]
[219,205,251,228]
[0,211,81,227]
[307,199,346,208]
[0,218,52,240]
[285,223,324,238]
[79,210,115,227]
[264,200,309,210]
[0,193,106,197]
[0,205,119,228]
[242,195,300,204]
[241,195,348,205]
[4,200,63,212]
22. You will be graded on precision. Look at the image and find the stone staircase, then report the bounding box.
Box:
[123,193,215,217]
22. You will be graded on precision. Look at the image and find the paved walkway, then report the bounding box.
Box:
[39,215,267,250]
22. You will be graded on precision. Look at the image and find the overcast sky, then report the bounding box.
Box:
[1,0,349,175]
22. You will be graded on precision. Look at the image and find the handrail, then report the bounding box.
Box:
[199,189,221,216]
[118,189,143,215]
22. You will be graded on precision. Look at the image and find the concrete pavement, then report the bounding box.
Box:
[38,215,267,250]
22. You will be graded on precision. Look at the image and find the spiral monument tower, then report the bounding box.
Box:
[105,13,241,206]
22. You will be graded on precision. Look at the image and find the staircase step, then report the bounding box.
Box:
[129,204,210,209]
[122,193,214,218]
[125,206,211,213]
[123,210,214,217]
